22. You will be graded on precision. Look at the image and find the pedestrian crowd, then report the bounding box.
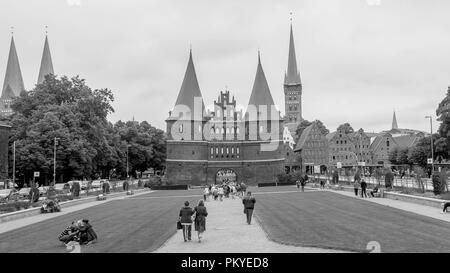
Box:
[177,181,256,244]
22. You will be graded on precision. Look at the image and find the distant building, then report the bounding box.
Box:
[383,110,428,136]
[350,129,372,165]
[294,121,329,173]
[326,129,358,167]
[370,132,396,165]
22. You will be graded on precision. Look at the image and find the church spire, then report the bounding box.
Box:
[173,48,205,119]
[392,110,399,130]
[284,22,301,85]
[247,52,276,120]
[37,30,54,84]
[1,34,25,99]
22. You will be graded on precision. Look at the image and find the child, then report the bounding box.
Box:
[58,221,79,245]
[78,219,98,245]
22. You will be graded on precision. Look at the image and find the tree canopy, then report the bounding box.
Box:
[294,119,329,142]
[1,75,166,186]
[336,123,354,134]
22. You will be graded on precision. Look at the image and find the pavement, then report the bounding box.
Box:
[154,195,348,253]
[323,188,450,223]
[0,189,152,235]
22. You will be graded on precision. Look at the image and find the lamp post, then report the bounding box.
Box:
[126,144,130,181]
[53,137,60,186]
[12,141,15,189]
[425,116,434,175]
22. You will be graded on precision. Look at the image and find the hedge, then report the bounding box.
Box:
[150,185,188,190]
[258,182,296,187]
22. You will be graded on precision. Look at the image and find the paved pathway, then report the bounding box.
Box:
[154,195,348,253]
[320,188,450,223]
[0,190,152,235]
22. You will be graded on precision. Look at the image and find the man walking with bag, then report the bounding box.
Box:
[242,192,256,225]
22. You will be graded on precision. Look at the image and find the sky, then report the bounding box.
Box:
[0,0,448,134]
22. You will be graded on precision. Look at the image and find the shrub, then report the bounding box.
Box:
[432,172,447,195]
[385,170,394,188]
[71,182,80,197]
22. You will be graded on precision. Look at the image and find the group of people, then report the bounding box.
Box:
[178,200,208,242]
[353,179,379,198]
[179,183,257,243]
[58,219,98,246]
[295,174,309,192]
[203,182,247,202]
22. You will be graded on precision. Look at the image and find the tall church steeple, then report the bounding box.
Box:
[1,34,25,99]
[392,110,399,130]
[283,19,303,137]
[37,32,54,84]
[172,49,206,120]
[247,51,276,119]
[284,23,301,85]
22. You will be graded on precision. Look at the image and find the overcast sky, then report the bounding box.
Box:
[0,0,448,133]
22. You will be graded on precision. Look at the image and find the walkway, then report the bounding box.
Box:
[154,195,348,253]
[321,188,450,223]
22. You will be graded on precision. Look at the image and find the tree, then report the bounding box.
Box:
[389,148,399,165]
[396,148,410,165]
[336,123,354,134]
[407,135,438,168]
[295,120,312,142]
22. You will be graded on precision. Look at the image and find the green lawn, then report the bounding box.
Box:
[0,190,203,253]
[254,190,450,253]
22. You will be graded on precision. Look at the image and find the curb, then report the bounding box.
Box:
[0,188,150,224]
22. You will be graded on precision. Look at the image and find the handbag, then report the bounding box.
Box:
[177,220,182,230]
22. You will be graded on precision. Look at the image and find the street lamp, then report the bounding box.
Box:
[12,141,15,189]
[53,137,60,186]
[126,144,130,180]
[425,116,434,175]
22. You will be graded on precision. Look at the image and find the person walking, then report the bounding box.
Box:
[360,179,368,198]
[194,200,208,243]
[179,201,194,242]
[354,180,360,197]
[242,192,256,225]
[203,187,209,202]
[296,179,301,191]
[300,177,306,192]
[218,186,224,201]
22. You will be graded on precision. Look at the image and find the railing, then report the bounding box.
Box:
[308,175,434,191]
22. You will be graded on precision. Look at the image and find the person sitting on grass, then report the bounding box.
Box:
[58,221,80,245]
[77,219,98,245]
[442,202,450,214]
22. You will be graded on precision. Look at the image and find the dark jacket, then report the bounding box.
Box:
[194,205,208,232]
[179,206,194,223]
[242,196,256,209]
[361,181,367,189]
[79,223,97,245]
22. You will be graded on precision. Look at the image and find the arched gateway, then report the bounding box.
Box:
[215,169,237,184]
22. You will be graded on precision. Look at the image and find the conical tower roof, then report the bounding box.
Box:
[2,36,25,98]
[284,23,301,85]
[173,49,205,119]
[37,35,54,84]
[246,53,277,121]
[392,111,399,130]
